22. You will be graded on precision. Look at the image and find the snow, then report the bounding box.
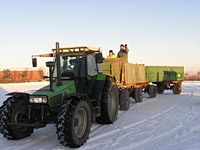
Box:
[0,81,200,150]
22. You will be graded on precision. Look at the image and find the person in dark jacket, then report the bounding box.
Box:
[117,44,129,59]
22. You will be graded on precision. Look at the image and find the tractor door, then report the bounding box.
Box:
[86,54,98,94]
[86,54,106,115]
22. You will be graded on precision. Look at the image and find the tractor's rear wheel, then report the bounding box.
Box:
[135,88,143,103]
[96,81,119,124]
[119,89,130,111]
[1,97,34,139]
[172,83,182,94]
[56,99,92,148]
[148,85,157,98]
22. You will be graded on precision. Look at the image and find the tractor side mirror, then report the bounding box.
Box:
[32,58,37,67]
[46,61,55,68]
[46,61,55,91]
[95,53,103,63]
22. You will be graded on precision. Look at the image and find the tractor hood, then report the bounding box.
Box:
[31,80,76,106]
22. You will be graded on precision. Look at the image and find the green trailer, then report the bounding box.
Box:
[145,66,184,94]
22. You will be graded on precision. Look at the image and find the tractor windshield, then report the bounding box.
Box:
[60,55,86,78]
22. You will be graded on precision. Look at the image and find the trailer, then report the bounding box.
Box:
[145,66,184,94]
[101,59,184,110]
[101,58,157,110]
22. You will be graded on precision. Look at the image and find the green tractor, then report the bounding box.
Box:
[0,42,119,147]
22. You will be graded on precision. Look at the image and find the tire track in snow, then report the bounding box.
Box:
[90,124,111,138]
[102,104,181,149]
[112,90,200,149]
[120,124,183,150]
[88,104,180,146]
[4,126,56,150]
[89,102,137,139]
[168,101,200,145]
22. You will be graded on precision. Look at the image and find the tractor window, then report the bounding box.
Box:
[60,56,86,78]
[87,54,97,76]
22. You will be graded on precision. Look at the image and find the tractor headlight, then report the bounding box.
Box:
[29,96,48,104]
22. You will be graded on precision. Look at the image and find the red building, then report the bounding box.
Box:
[0,69,43,83]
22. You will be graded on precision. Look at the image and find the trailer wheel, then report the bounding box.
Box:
[135,88,143,103]
[96,81,119,124]
[148,85,157,98]
[157,84,164,94]
[172,83,182,95]
[1,97,34,139]
[57,99,92,148]
[119,89,130,111]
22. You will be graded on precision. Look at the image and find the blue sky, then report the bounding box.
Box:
[0,0,199,73]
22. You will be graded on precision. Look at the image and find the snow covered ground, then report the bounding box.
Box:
[0,81,200,150]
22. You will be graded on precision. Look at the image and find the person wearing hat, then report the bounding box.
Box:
[106,50,116,59]
[117,44,129,59]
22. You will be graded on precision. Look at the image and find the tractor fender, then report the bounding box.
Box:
[62,94,94,116]
[105,74,116,82]
[6,92,30,99]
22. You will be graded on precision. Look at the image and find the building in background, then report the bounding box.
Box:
[0,68,44,83]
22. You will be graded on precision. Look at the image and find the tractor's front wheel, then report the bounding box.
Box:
[0,98,10,133]
[1,96,34,139]
[56,99,92,148]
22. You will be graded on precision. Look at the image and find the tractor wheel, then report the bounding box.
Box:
[0,98,10,133]
[96,81,119,124]
[119,89,130,111]
[135,88,143,103]
[1,96,34,139]
[172,83,182,95]
[148,85,157,98]
[157,84,164,94]
[56,99,92,148]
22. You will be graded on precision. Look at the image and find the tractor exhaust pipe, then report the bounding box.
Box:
[56,42,62,86]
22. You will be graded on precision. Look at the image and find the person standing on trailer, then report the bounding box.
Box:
[117,44,129,59]
[106,50,116,59]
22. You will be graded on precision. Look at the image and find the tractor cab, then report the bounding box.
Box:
[32,43,104,93]
[52,45,103,77]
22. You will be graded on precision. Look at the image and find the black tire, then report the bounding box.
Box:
[0,98,10,133]
[130,91,135,99]
[96,81,119,124]
[135,88,143,103]
[1,96,34,139]
[172,83,182,95]
[56,99,92,148]
[148,85,157,98]
[119,89,130,111]
[157,84,164,94]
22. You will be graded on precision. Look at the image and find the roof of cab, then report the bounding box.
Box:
[32,46,102,58]
[52,46,101,53]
